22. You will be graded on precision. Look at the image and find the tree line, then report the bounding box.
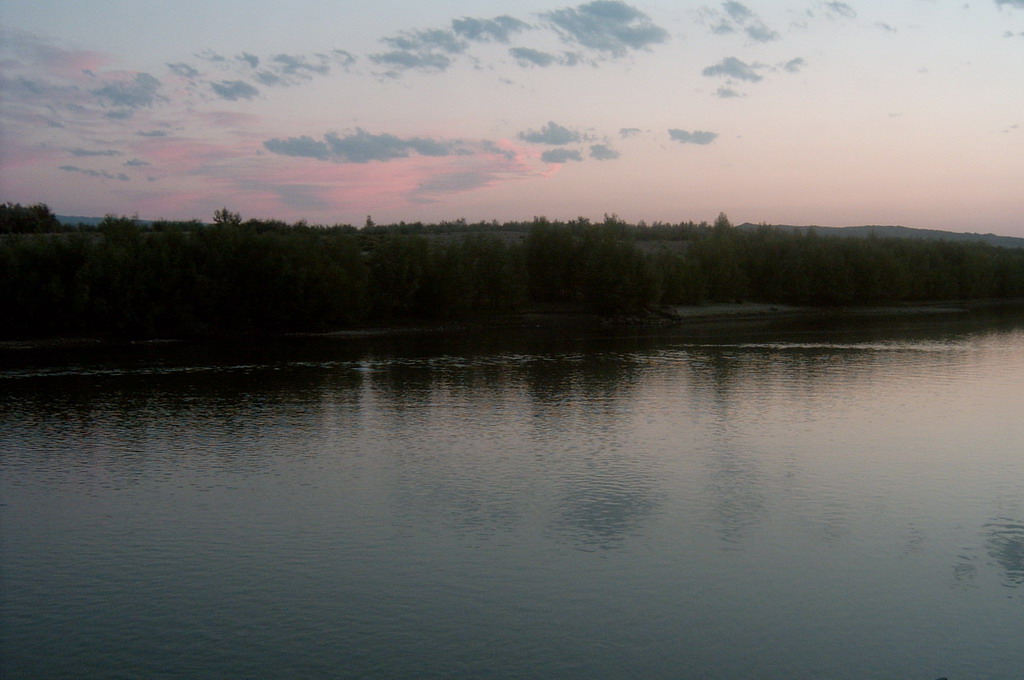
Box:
[3,204,1024,338]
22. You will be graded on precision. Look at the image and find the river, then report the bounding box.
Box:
[2,312,1022,679]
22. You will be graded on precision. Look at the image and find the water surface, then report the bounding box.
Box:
[2,313,1023,679]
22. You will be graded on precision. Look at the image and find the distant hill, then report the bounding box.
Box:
[736,223,1024,249]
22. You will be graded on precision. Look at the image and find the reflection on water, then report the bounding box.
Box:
[704,449,766,545]
[985,519,1024,588]
[3,313,1024,679]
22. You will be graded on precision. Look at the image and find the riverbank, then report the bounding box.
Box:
[297,298,1024,340]
[3,299,1023,351]
[510,298,1023,324]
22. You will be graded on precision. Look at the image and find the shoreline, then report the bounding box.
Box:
[3,299,1024,351]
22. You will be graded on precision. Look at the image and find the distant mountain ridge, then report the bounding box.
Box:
[735,222,1024,249]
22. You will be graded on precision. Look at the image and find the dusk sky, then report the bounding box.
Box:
[2,0,1022,234]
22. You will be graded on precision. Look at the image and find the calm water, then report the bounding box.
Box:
[2,313,1023,679]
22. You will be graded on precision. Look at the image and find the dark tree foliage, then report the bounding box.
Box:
[212,207,242,226]
[526,218,578,303]
[1,202,63,234]
[575,221,658,313]
[2,215,368,337]
[3,206,1024,339]
[364,232,526,320]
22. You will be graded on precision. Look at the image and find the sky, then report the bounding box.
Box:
[1,0,1022,234]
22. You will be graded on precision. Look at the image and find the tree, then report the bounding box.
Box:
[0,202,62,233]
[526,218,578,302]
[212,207,241,226]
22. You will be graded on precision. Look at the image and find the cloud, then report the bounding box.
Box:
[197,50,228,64]
[124,159,150,167]
[702,56,763,82]
[0,75,46,102]
[668,129,718,145]
[93,72,162,108]
[518,121,581,144]
[210,80,260,100]
[822,2,857,19]
[404,144,534,203]
[247,52,351,86]
[250,71,281,86]
[370,27,467,74]
[270,53,330,77]
[996,0,1024,6]
[783,57,807,73]
[452,15,531,42]
[370,50,453,72]
[59,165,130,180]
[479,139,517,160]
[264,135,331,160]
[723,1,753,22]
[716,86,743,98]
[356,4,665,77]
[194,48,354,89]
[416,171,496,195]
[330,50,357,68]
[167,62,200,79]
[70,148,122,157]
[744,23,779,42]
[710,20,735,35]
[704,2,779,42]
[619,127,642,138]
[589,144,620,160]
[541,1,669,57]
[383,28,466,54]
[198,111,259,128]
[264,128,472,163]
[276,184,331,211]
[510,47,557,67]
[0,28,108,76]
[560,52,583,66]
[541,148,584,163]
[137,129,169,137]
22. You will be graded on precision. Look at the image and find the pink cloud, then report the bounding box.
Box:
[196,110,262,128]
[1,29,110,76]
[129,141,542,223]
[0,135,66,170]
[57,48,109,75]
[131,136,247,174]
